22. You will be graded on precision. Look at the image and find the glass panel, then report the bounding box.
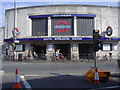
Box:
[103,44,110,51]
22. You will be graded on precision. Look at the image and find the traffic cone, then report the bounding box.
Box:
[94,67,99,84]
[13,68,22,89]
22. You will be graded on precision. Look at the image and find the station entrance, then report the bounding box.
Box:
[33,44,46,59]
[79,44,93,59]
[55,44,71,60]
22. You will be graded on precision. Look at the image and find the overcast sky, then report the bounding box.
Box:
[0,0,120,27]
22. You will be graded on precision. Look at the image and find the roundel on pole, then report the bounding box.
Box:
[106,26,113,36]
[12,27,20,37]
[54,21,71,33]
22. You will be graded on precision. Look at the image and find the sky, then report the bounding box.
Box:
[0,0,120,27]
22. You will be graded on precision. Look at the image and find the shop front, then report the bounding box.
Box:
[4,37,94,60]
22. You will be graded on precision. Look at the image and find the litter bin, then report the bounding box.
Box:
[18,54,22,61]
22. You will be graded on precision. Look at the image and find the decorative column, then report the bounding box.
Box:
[74,16,77,36]
[48,17,51,36]
[28,17,32,36]
[94,17,97,30]
[46,44,54,60]
[71,43,79,61]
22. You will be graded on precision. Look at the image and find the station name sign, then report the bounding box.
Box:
[29,14,96,18]
[4,37,120,42]
[43,37,91,41]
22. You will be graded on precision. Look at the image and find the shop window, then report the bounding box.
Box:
[16,45,25,52]
[77,17,94,36]
[72,44,77,51]
[112,44,117,51]
[9,46,13,52]
[103,44,112,51]
[47,44,53,52]
[32,18,48,36]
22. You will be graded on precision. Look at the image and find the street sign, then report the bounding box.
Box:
[14,40,19,43]
[54,21,71,33]
[106,26,113,36]
[12,27,20,38]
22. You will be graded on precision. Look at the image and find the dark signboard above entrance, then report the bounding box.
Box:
[4,37,120,42]
[29,14,96,18]
[43,37,85,40]
[4,37,92,42]
[22,37,92,41]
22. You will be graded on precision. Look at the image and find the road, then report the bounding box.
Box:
[1,60,120,89]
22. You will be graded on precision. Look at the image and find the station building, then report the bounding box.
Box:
[4,4,120,60]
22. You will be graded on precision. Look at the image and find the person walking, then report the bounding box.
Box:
[27,50,33,60]
[109,52,112,61]
[5,48,9,58]
[55,49,60,60]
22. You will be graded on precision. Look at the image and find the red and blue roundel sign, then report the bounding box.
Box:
[12,27,20,37]
[106,26,113,36]
[54,21,71,33]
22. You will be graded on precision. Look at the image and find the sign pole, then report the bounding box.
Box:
[93,52,97,69]
[13,0,16,60]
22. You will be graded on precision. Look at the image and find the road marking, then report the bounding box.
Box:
[89,86,120,90]
[104,86,120,89]
[23,73,83,77]
[24,74,41,77]
[20,75,32,89]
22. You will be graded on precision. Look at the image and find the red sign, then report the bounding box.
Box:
[106,26,113,36]
[12,27,20,37]
[54,21,71,33]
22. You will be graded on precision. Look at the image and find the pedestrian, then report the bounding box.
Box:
[55,49,60,60]
[109,52,112,61]
[27,50,33,60]
[5,48,9,58]
[33,51,39,60]
[59,53,65,59]
[52,52,55,61]
[13,50,17,61]
[104,54,108,61]
[41,51,46,60]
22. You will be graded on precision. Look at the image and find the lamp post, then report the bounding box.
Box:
[12,0,16,60]
[0,41,2,56]
[12,0,20,60]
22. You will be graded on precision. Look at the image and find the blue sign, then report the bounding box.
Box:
[4,37,120,42]
[29,14,96,18]
[54,25,71,29]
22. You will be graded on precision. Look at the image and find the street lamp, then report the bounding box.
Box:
[12,0,20,60]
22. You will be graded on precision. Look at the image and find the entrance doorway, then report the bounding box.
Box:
[79,44,93,59]
[55,44,71,60]
[33,45,46,59]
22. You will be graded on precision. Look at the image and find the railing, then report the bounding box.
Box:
[3,53,118,62]
[96,54,118,61]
